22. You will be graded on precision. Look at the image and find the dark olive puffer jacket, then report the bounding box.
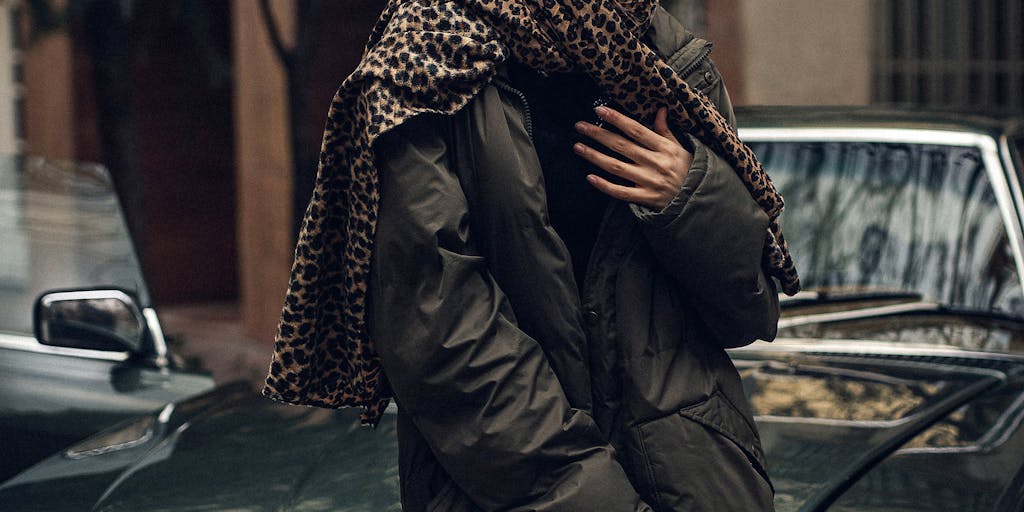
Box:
[367,7,779,512]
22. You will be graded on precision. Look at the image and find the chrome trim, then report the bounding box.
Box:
[0,332,130,362]
[64,426,154,460]
[1001,134,1024,240]
[39,289,145,345]
[974,387,1024,448]
[750,360,1008,431]
[741,127,1024,310]
[740,127,992,146]
[734,338,1024,363]
[157,403,175,424]
[39,289,138,309]
[755,414,916,428]
[778,301,941,329]
[898,390,1024,454]
[143,307,169,367]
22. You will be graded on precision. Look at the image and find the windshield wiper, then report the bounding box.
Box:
[780,288,923,307]
[929,305,1024,327]
[779,301,940,329]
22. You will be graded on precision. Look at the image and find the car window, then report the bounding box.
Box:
[0,156,150,336]
[751,141,1024,317]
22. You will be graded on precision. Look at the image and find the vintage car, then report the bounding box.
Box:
[0,156,215,483]
[1,108,1023,511]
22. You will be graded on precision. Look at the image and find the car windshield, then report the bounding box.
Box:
[0,155,150,336]
[751,140,1024,318]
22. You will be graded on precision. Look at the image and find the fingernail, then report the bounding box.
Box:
[574,121,588,132]
[573,143,585,153]
[594,105,609,117]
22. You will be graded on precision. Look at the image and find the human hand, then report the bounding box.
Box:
[573,106,694,211]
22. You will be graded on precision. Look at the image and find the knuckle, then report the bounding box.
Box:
[653,155,672,172]
[658,176,677,194]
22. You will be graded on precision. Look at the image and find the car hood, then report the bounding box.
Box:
[0,382,402,511]
[732,341,1024,511]
[4,345,1024,512]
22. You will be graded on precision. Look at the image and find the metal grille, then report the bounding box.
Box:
[874,0,1024,112]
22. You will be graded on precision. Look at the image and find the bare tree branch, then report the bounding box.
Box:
[257,0,293,69]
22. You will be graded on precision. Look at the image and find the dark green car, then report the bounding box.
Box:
[3,109,1024,511]
[0,156,214,483]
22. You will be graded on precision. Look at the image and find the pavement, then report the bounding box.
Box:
[158,302,272,386]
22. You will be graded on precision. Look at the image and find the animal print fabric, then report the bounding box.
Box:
[263,0,801,426]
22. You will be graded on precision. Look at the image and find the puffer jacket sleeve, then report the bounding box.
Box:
[368,113,651,512]
[632,30,780,347]
[632,135,780,347]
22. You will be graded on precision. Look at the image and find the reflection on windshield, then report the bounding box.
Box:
[749,367,940,422]
[0,156,149,335]
[753,141,1024,316]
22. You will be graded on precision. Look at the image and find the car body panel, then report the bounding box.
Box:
[0,335,214,483]
[2,346,1022,512]
[0,384,402,511]
[733,345,1024,511]
[0,157,214,482]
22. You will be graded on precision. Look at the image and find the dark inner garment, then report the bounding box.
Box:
[507,62,610,289]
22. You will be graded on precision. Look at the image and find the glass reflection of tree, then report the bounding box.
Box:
[747,365,943,422]
[762,141,1023,316]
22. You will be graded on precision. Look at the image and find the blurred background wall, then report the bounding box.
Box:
[0,2,18,155]
[0,0,1021,362]
[739,0,873,104]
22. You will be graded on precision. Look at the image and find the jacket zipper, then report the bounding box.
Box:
[678,43,713,79]
[491,79,534,141]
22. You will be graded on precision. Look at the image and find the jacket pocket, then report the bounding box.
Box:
[625,391,774,512]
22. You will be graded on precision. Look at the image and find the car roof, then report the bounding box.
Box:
[735,105,1024,140]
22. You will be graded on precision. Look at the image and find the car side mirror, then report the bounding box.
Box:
[33,289,146,354]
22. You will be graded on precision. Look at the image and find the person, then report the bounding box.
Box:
[263,1,800,511]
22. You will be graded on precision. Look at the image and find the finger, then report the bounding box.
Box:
[594,105,670,152]
[575,121,657,165]
[573,142,650,185]
[586,174,658,208]
[653,107,679,145]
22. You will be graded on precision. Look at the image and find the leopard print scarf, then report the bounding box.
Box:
[263,0,801,426]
